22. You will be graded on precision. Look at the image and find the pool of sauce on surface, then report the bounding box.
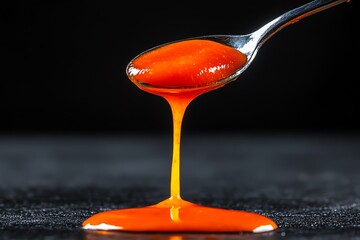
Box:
[82,39,278,233]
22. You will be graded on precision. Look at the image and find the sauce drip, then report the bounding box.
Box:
[82,39,278,233]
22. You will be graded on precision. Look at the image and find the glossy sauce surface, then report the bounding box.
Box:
[82,39,278,233]
[127,39,247,89]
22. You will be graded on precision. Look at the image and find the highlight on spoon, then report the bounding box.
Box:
[126,39,247,91]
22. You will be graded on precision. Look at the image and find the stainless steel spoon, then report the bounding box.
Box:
[127,0,350,91]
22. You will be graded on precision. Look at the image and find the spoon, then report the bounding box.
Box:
[127,0,349,91]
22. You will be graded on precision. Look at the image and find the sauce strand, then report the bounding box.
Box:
[82,39,278,233]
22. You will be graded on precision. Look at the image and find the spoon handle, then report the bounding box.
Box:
[254,0,349,49]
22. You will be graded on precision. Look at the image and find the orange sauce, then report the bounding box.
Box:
[82,39,278,233]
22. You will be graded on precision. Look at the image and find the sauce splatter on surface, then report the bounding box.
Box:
[82,39,278,233]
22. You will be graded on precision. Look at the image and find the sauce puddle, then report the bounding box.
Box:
[82,39,278,233]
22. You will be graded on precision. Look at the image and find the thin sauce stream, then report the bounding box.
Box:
[82,39,278,233]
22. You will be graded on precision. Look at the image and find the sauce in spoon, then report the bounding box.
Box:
[82,39,278,233]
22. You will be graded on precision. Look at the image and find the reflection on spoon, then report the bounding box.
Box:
[127,0,350,92]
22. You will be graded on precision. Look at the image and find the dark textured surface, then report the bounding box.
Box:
[0,133,360,239]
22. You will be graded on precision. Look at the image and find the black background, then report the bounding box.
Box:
[2,0,358,135]
[1,2,360,239]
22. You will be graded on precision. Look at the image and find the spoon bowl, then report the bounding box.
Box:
[127,0,349,92]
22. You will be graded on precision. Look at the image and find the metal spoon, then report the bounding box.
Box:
[127,0,350,91]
